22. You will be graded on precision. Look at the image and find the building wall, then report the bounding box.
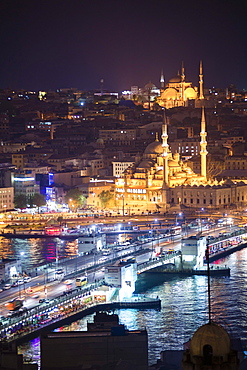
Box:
[112,161,134,177]
[80,182,115,209]
[14,172,40,198]
[225,156,247,170]
[12,153,27,170]
[0,165,15,188]
[41,330,148,370]
[169,139,200,157]
[99,129,136,145]
[170,183,247,208]
[0,187,14,211]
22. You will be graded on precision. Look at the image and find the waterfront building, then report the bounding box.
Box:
[41,318,148,370]
[78,233,106,255]
[79,179,115,209]
[14,170,40,199]
[169,180,247,208]
[181,235,206,269]
[105,259,137,299]
[0,258,21,282]
[0,186,14,212]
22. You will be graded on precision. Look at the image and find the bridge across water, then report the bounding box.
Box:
[1,227,247,344]
[0,280,160,344]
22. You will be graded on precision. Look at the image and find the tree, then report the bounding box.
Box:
[64,188,86,211]
[57,216,64,226]
[14,194,27,209]
[98,190,114,209]
[206,156,225,180]
[31,193,46,212]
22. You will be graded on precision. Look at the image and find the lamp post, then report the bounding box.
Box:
[18,252,25,298]
[199,208,204,232]
[122,194,125,217]
[20,251,25,275]
[44,268,48,299]
[175,212,183,225]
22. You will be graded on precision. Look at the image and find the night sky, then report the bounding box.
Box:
[1,0,247,92]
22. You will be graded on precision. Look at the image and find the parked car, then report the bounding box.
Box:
[3,284,11,290]
[31,293,40,299]
[39,298,49,304]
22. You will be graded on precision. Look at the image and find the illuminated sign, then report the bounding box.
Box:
[14,177,35,182]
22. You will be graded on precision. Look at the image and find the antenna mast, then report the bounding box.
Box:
[206,245,211,323]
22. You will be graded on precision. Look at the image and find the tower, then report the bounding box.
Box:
[181,61,185,82]
[160,70,165,90]
[199,60,204,99]
[161,111,169,187]
[200,106,208,179]
[181,61,186,103]
[100,79,104,95]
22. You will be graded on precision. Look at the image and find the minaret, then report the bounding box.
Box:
[200,106,208,179]
[181,61,185,103]
[199,60,204,99]
[162,111,169,187]
[181,61,185,82]
[100,78,104,95]
[160,70,165,90]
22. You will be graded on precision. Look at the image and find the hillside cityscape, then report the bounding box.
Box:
[1,64,247,214]
[1,64,247,370]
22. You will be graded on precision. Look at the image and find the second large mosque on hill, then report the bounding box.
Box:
[156,61,204,109]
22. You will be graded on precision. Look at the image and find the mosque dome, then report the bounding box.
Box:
[175,171,187,177]
[168,159,180,167]
[184,87,197,100]
[137,160,154,169]
[144,140,163,155]
[156,169,163,175]
[190,322,230,361]
[169,75,181,83]
[145,81,156,90]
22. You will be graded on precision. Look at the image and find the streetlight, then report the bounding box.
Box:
[18,251,25,298]
[175,212,183,225]
[198,208,204,232]
[20,251,25,275]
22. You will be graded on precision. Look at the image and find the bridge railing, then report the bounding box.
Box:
[137,251,181,273]
[0,279,105,335]
[207,228,247,245]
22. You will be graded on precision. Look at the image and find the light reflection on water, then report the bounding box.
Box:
[0,236,78,270]
[18,248,247,366]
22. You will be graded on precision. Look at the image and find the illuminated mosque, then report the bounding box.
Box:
[156,61,204,108]
[115,106,247,213]
[115,107,209,212]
